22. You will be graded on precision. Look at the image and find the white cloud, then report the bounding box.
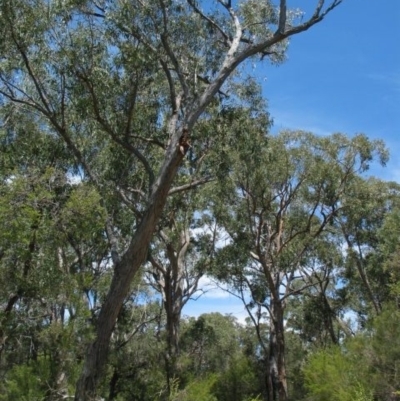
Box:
[183,274,254,325]
[196,275,231,299]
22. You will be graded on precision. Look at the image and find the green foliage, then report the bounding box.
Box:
[0,359,49,401]
[176,313,264,401]
[212,355,261,401]
[367,306,400,398]
[98,299,166,401]
[179,313,241,376]
[208,130,390,400]
[304,305,400,401]
[168,375,218,401]
[303,345,373,401]
[338,178,400,317]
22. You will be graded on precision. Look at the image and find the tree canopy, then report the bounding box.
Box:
[2,1,400,401]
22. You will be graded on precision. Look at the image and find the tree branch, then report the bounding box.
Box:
[129,134,166,149]
[187,0,231,46]
[8,23,53,116]
[76,70,155,189]
[278,0,287,34]
[168,176,214,195]
[160,59,181,115]
[159,0,189,99]
[221,0,243,63]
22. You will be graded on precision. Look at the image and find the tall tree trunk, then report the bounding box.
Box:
[163,274,182,396]
[267,299,287,401]
[150,225,191,395]
[165,290,182,357]
[164,229,189,358]
[75,147,184,401]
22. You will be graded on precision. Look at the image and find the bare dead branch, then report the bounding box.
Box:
[168,176,214,195]
[129,134,166,149]
[283,0,343,36]
[187,0,342,129]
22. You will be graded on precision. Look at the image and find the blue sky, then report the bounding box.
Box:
[264,0,400,179]
[184,0,400,322]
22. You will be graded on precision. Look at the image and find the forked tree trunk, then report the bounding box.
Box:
[163,228,190,358]
[153,227,191,395]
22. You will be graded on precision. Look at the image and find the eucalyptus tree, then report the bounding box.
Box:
[336,177,400,318]
[375,193,400,306]
[210,131,387,401]
[106,299,166,401]
[178,313,264,401]
[147,194,218,393]
[179,313,244,377]
[0,122,108,400]
[0,0,344,398]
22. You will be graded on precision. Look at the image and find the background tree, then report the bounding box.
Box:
[210,131,387,401]
[179,313,263,401]
[337,178,400,319]
[147,191,218,394]
[105,299,166,401]
[0,122,108,400]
